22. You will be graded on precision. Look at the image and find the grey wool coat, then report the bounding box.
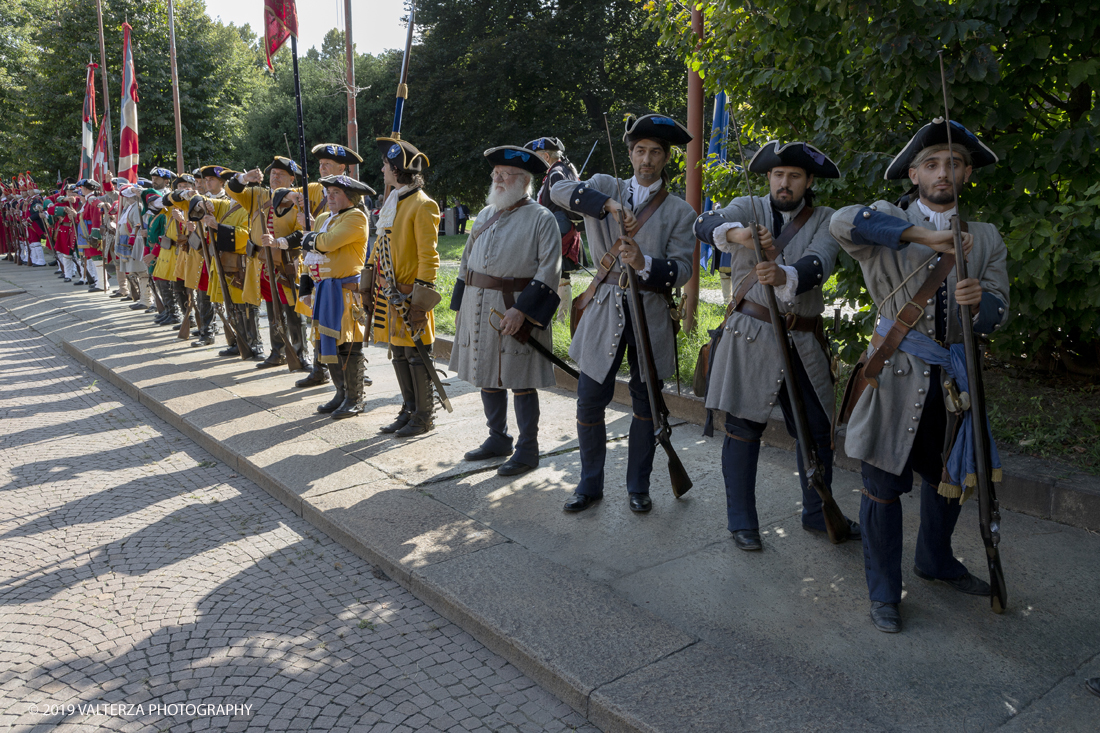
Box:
[694,196,839,423]
[550,174,695,382]
[830,200,1010,476]
[448,200,561,389]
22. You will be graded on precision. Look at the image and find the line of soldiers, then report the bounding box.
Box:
[3,114,1010,634]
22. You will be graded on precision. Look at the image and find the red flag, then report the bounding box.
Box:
[92,122,111,184]
[118,22,140,183]
[80,63,98,181]
[264,0,299,70]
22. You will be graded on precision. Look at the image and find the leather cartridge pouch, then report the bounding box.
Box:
[359,262,376,295]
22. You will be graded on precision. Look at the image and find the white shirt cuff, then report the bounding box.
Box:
[638,254,653,280]
[713,221,745,253]
[773,265,799,303]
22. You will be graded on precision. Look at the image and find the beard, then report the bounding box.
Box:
[918,180,957,206]
[486,176,531,210]
[771,188,802,211]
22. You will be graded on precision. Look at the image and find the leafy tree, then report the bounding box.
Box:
[645,0,1100,374]
[405,0,690,207]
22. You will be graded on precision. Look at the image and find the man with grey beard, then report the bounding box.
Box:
[449,146,561,476]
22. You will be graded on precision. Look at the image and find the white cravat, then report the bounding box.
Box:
[628,176,662,211]
[916,199,957,232]
[377,185,410,229]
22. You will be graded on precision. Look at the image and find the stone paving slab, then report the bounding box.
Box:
[4,262,1100,732]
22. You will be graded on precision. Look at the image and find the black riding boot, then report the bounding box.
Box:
[295,349,330,387]
[242,304,264,360]
[380,348,416,433]
[256,301,286,368]
[285,310,308,371]
[396,346,436,438]
[332,347,365,419]
[317,358,346,413]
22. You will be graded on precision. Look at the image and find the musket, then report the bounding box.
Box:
[259,185,303,371]
[578,140,599,178]
[383,0,416,203]
[600,113,692,498]
[728,113,850,543]
[196,199,253,359]
[489,307,580,381]
[938,51,1007,613]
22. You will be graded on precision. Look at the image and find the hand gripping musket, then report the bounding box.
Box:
[938,52,1007,613]
[197,199,253,359]
[600,113,692,498]
[729,114,850,543]
[258,185,303,371]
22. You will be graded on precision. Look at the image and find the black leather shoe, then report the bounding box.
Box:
[364,374,373,387]
[1086,678,1100,699]
[63,278,72,282]
[88,286,104,292]
[731,529,762,551]
[912,566,991,596]
[191,336,215,347]
[563,493,600,513]
[295,369,329,388]
[110,292,125,298]
[464,446,513,462]
[218,345,240,357]
[144,306,157,313]
[803,517,862,541]
[255,356,286,369]
[129,302,146,310]
[870,602,901,633]
[628,493,652,513]
[497,460,534,477]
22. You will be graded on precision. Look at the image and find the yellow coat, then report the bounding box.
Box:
[309,207,369,351]
[367,189,441,346]
[152,221,178,281]
[168,193,248,304]
[226,182,306,307]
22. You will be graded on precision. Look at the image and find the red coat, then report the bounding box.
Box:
[79,197,103,257]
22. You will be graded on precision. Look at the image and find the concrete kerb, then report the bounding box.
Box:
[53,333,680,731]
[434,334,1100,533]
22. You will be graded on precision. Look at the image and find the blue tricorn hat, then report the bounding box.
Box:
[524,137,565,153]
[317,174,377,197]
[748,141,840,179]
[884,117,998,180]
[265,156,303,180]
[484,146,549,176]
[148,167,174,179]
[623,114,693,147]
[375,137,429,173]
[311,143,363,166]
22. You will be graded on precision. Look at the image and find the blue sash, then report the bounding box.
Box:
[875,318,1002,500]
[313,275,360,362]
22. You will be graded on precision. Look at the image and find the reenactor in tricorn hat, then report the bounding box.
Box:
[525,136,582,323]
[694,140,860,552]
[449,145,561,476]
[830,117,1009,633]
[550,113,696,514]
[369,136,443,437]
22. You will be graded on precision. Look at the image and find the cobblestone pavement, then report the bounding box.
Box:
[0,310,598,733]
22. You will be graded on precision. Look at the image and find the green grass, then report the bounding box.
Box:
[436,234,468,262]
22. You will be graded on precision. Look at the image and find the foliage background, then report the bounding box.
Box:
[644,0,1099,373]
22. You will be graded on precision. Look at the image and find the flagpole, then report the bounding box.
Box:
[344,0,358,179]
[291,34,311,232]
[94,0,116,176]
[167,0,185,173]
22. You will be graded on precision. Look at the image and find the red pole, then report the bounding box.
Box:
[682,5,704,333]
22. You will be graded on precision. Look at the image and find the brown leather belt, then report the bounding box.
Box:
[466,270,531,309]
[735,299,822,332]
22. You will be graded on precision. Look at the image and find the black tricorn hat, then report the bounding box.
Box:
[79,178,102,191]
[172,173,196,186]
[199,165,236,181]
[748,141,840,179]
[484,146,549,176]
[265,156,303,180]
[376,137,429,173]
[311,143,363,166]
[524,136,565,153]
[623,114,693,147]
[317,174,377,197]
[884,117,998,180]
